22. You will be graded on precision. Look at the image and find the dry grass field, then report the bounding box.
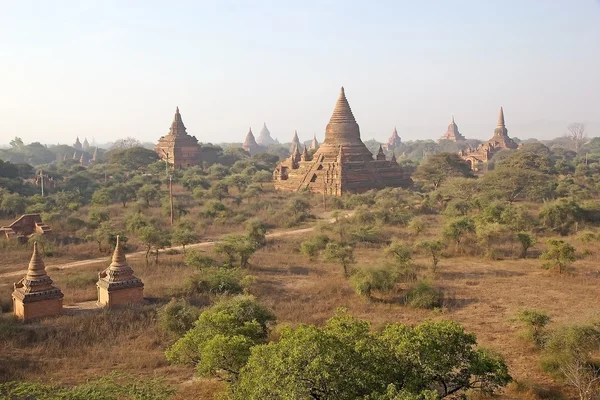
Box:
[1,211,599,399]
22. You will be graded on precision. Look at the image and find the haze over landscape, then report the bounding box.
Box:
[1,0,599,145]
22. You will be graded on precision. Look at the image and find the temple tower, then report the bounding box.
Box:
[12,242,64,321]
[290,130,301,153]
[273,87,412,195]
[83,138,90,151]
[310,134,319,151]
[73,137,82,150]
[440,116,466,142]
[257,123,277,146]
[385,127,402,152]
[97,236,144,308]
[242,128,264,155]
[155,107,202,168]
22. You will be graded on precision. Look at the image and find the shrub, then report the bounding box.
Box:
[404,280,442,309]
[414,240,446,272]
[540,239,576,274]
[300,234,330,260]
[349,225,386,244]
[539,198,583,235]
[158,299,201,335]
[516,231,536,258]
[577,230,598,244]
[184,250,216,270]
[385,240,413,266]
[515,309,551,347]
[408,216,426,237]
[350,265,399,300]
[184,268,252,295]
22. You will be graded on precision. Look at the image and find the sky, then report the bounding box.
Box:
[0,0,599,146]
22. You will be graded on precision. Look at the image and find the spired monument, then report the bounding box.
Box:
[273,87,412,195]
[155,107,202,168]
[459,107,518,170]
[256,123,278,146]
[384,127,402,152]
[242,128,265,155]
[440,116,466,142]
[12,242,64,321]
[97,236,144,308]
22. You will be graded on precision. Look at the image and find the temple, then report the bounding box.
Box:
[73,137,82,150]
[97,236,144,308]
[290,130,301,153]
[384,127,402,152]
[256,123,278,146]
[155,107,202,168]
[273,87,412,195]
[12,242,64,321]
[459,107,518,170]
[242,128,265,155]
[83,138,90,151]
[310,134,319,151]
[440,116,466,142]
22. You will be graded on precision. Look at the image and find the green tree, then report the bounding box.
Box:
[351,265,399,300]
[442,216,476,248]
[171,226,198,252]
[245,218,267,249]
[91,187,113,207]
[0,193,27,217]
[215,234,256,268]
[415,240,446,272]
[539,198,584,235]
[324,242,355,277]
[515,309,551,347]
[138,225,170,265]
[516,231,536,258]
[209,181,229,200]
[413,153,473,189]
[385,240,413,266]
[137,184,160,207]
[165,295,275,383]
[540,239,576,274]
[480,167,551,204]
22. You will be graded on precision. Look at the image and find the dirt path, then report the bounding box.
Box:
[0,215,337,280]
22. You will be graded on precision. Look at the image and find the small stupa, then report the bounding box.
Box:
[256,123,278,146]
[242,128,264,155]
[12,242,64,321]
[97,236,144,307]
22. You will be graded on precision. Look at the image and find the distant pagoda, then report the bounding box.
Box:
[97,236,144,307]
[242,128,265,155]
[83,138,90,151]
[309,134,319,151]
[12,242,64,321]
[385,127,402,152]
[440,116,466,142]
[273,87,412,195]
[256,123,278,146]
[73,137,82,150]
[459,107,518,170]
[290,130,301,153]
[155,107,202,168]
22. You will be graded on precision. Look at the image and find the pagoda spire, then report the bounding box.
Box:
[376,144,386,160]
[168,106,187,136]
[301,145,309,161]
[329,86,356,124]
[109,235,129,270]
[497,107,505,127]
[26,242,48,280]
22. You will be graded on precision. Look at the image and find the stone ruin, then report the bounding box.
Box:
[273,87,412,195]
[0,214,51,241]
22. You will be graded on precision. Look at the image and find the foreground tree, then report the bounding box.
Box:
[234,312,511,399]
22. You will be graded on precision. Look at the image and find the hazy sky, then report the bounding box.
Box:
[1,0,599,146]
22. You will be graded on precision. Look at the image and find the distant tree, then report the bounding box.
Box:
[324,242,355,277]
[566,123,587,153]
[138,225,170,265]
[215,234,256,268]
[415,240,446,272]
[110,137,142,150]
[137,184,160,207]
[385,240,413,266]
[442,216,476,248]
[539,198,583,235]
[107,146,158,170]
[481,167,550,204]
[408,217,426,237]
[0,193,27,217]
[209,181,229,200]
[540,239,576,274]
[92,222,119,252]
[91,187,113,206]
[516,232,536,258]
[245,218,267,249]
[111,183,137,208]
[515,309,551,347]
[413,153,473,189]
[171,227,198,252]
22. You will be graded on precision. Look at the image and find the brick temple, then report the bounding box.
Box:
[12,242,64,321]
[440,116,466,142]
[155,107,202,168]
[242,128,265,155]
[459,107,518,170]
[384,127,402,152]
[257,123,278,146]
[273,87,412,195]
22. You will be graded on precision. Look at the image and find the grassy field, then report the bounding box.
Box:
[2,210,599,399]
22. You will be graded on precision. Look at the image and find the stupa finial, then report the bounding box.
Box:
[497,107,505,127]
[26,242,47,278]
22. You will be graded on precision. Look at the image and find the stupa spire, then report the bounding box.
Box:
[109,235,128,269]
[301,145,309,161]
[497,107,505,127]
[329,86,356,124]
[168,106,187,136]
[376,144,386,160]
[26,242,47,279]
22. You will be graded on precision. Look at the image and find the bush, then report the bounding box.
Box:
[183,250,216,269]
[300,234,330,260]
[158,299,201,335]
[184,268,252,295]
[350,265,399,300]
[539,198,583,235]
[404,280,442,309]
[540,239,576,274]
[515,309,551,347]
